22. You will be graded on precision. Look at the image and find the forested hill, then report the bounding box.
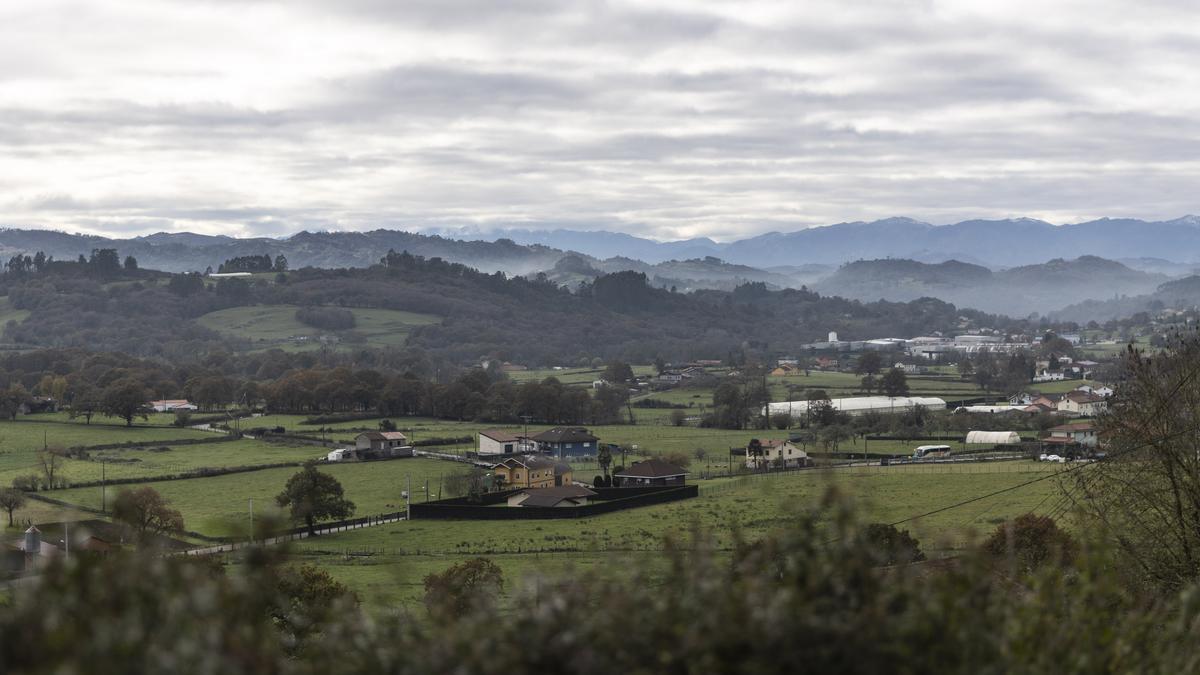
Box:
[0,228,566,276]
[0,228,831,293]
[0,251,1016,366]
[1052,273,1200,323]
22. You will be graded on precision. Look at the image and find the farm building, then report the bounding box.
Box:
[353,432,413,459]
[149,399,198,413]
[764,396,946,417]
[955,405,1028,414]
[477,429,535,456]
[965,431,1022,445]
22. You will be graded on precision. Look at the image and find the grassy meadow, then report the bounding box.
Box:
[195,304,440,351]
[48,457,458,537]
[0,361,1098,612]
[275,461,1064,609]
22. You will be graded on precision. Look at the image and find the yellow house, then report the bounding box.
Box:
[493,456,573,489]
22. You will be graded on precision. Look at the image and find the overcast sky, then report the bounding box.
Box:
[2,1,1200,241]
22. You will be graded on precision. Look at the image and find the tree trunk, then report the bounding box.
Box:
[306,515,316,536]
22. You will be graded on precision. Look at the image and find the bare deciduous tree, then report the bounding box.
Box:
[1066,338,1200,590]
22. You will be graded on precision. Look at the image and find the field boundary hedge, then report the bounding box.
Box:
[76,435,241,451]
[410,485,698,520]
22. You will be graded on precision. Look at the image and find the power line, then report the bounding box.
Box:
[884,352,1200,530]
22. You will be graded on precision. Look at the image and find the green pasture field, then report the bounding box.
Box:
[21,411,191,427]
[764,371,986,399]
[0,499,93,537]
[82,437,326,479]
[0,436,325,489]
[1027,378,1101,394]
[195,304,440,351]
[48,457,463,537]
[231,414,1022,470]
[243,414,496,438]
[0,296,30,327]
[507,365,657,385]
[0,420,215,482]
[0,420,213,450]
[279,461,1064,609]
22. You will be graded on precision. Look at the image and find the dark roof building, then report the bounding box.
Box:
[508,485,598,508]
[615,459,689,486]
[531,427,600,458]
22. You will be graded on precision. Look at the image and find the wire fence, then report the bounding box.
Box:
[183,511,407,555]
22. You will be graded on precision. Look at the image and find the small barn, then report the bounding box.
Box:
[354,431,413,458]
[965,430,1021,445]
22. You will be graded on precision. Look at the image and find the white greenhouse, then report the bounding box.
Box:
[964,430,1021,445]
[954,405,1028,414]
[764,396,947,417]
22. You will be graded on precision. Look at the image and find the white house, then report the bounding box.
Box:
[1032,369,1066,382]
[746,439,810,468]
[1045,422,1098,447]
[1056,391,1108,417]
[1008,392,1038,406]
[1076,384,1114,398]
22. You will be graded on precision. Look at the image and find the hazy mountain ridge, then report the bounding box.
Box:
[0,228,567,276]
[1053,273,1200,323]
[815,256,1168,316]
[3,218,1198,319]
[455,215,1200,268]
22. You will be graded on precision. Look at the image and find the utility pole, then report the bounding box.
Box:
[761,371,769,430]
[405,474,412,520]
[520,415,533,444]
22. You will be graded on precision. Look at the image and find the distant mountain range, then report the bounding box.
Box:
[450,215,1200,268]
[5,215,1200,319]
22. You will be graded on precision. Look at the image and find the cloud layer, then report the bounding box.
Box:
[2,0,1199,240]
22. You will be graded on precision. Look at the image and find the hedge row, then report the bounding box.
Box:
[76,435,241,452]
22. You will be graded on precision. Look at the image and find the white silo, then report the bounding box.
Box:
[23,525,41,555]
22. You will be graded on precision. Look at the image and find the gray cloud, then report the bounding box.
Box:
[1,1,1199,240]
